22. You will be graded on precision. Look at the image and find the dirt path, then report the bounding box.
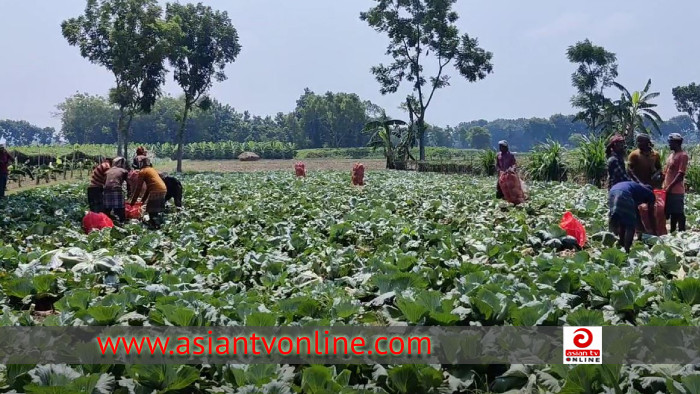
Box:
[159,158,387,173]
[5,159,387,195]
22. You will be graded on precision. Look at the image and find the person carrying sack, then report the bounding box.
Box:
[496,140,517,199]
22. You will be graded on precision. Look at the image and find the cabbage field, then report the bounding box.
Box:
[1,171,700,393]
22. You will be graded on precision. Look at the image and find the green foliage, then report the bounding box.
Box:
[1,171,700,392]
[363,117,407,169]
[361,0,493,160]
[466,126,492,149]
[61,0,172,156]
[609,79,663,145]
[527,140,568,181]
[152,140,295,160]
[165,2,242,172]
[0,120,54,146]
[672,83,700,131]
[573,134,608,187]
[685,165,700,193]
[567,39,618,133]
[479,149,497,176]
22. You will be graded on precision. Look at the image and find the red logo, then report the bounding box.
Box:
[573,328,593,348]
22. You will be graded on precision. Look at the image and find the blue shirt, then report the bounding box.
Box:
[610,181,655,205]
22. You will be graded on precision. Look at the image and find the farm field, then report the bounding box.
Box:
[1,171,699,392]
[5,159,388,195]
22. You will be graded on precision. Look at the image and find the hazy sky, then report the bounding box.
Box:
[1,0,698,131]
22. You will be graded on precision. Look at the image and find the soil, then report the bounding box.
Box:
[6,159,388,195]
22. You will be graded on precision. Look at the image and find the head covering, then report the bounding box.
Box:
[606,134,625,154]
[668,133,683,142]
[636,134,651,143]
[112,156,126,169]
[608,134,624,144]
[498,140,508,147]
[136,146,146,156]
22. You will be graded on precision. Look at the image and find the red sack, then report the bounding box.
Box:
[498,171,525,204]
[352,163,365,186]
[639,189,667,236]
[125,202,143,220]
[294,162,306,177]
[82,212,114,234]
[560,211,587,247]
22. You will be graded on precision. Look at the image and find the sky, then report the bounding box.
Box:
[1,0,699,131]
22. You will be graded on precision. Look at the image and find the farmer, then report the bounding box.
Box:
[160,172,183,208]
[495,140,516,199]
[0,144,13,199]
[87,157,111,212]
[132,146,148,170]
[663,133,688,233]
[130,157,167,228]
[628,134,662,188]
[608,181,656,252]
[103,157,129,223]
[606,134,630,189]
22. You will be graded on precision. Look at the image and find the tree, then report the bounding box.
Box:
[610,79,662,145]
[567,39,618,134]
[672,83,700,132]
[361,0,493,161]
[165,2,241,173]
[55,93,118,144]
[466,126,491,149]
[0,120,55,146]
[62,0,172,158]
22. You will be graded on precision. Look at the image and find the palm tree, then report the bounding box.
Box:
[611,79,663,146]
[363,115,407,169]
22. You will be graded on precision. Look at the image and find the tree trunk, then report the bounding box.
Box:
[116,108,125,157]
[123,114,133,163]
[418,118,426,162]
[177,102,191,173]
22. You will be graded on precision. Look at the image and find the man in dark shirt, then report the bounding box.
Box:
[606,134,630,189]
[608,181,656,252]
[160,173,183,208]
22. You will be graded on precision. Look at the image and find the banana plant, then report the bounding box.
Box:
[363,116,407,169]
[610,79,663,147]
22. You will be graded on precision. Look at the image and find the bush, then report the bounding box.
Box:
[527,140,568,181]
[573,135,607,187]
[686,165,700,193]
[479,149,497,176]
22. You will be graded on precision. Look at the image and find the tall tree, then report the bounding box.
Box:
[62,0,171,158]
[672,83,700,132]
[165,2,241,172]
[466,126,491,149]
[55,93,118,144]
[361,0,493,161]
[566,39,618,134]
[0,120,55,146]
